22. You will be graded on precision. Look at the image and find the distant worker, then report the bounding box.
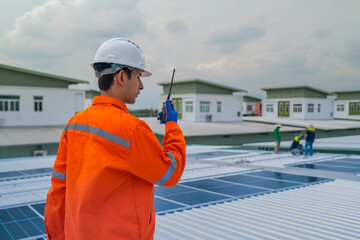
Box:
[44,38,186,239]
[304,123,316,157]
[290,136,304,155]
[273,123,282,153]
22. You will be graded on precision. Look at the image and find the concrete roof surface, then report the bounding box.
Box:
[244,134,360,150]
[141,117,302,136]
[243,116,360,130]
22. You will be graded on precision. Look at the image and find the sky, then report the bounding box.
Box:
[0,0,359,110]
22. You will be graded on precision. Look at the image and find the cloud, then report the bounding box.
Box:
[339,40,360,65]
[208,24,265,48]
[1,0,147,65]
[166,20,188,33]
[312,28,331,39]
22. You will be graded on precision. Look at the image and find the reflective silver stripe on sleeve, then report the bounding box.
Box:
[156,151,177,185]
[64,123,130,148]
[52,169,66,180]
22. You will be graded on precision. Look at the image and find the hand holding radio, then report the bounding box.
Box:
[157,100,177,124]
[158,69,177,124]
[165,99,177,123]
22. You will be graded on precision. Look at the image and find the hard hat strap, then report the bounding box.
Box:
[94,64,135,78]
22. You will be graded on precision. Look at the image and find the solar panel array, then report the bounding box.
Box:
[0,170,331,239]
[0,168,52,181]
[0,203,46,240]
[288,157,360,174]
[154,170,331,214]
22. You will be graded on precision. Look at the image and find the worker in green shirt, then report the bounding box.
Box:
[274,123,282,153]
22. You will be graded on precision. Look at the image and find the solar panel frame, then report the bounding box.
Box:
[0,205,47,240]
[187,151,246,160]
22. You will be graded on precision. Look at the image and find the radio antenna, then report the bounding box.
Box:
[167,69,175,100]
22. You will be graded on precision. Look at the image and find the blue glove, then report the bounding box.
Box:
[157,111,165,124]
[166,99,178,123]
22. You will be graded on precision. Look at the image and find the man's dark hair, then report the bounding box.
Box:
[93,63,132,91]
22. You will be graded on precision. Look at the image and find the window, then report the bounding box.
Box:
[285,103,289,113]
[357,104,360,113]
[266,104,274,112]
[0,95,20,112]
[307,104,314,113]
[247,105,253,111]
[293,104,302,113]
[318,104,321,113]
[279,104,283,113]
[185,101,193,112]
[200,101,210,113]
[350,104,354,112]
[34,96,43,112]
[337,104,345,112]
[237,111,241,117]
[217,101,222,112]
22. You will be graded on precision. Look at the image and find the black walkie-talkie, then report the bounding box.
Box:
[161,69,175,123]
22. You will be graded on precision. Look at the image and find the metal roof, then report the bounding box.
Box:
[157,78,247,93]
[155,179,360,240]
[0,63,88,85]
[1,145,360,239]
[243,95,262,102]
[261,85,332,96]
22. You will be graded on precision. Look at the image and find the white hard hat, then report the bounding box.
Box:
[91,38,152,77]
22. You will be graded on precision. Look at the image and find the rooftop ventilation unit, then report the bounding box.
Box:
[206,114,212,122]
[33,149,48,156]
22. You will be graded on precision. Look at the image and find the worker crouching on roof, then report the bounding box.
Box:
[44,38,186,240]
[290,136,304,155]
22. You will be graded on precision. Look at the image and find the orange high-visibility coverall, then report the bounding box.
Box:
[45,96,186,240]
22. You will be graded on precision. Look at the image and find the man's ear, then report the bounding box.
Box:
[115,70,125,86]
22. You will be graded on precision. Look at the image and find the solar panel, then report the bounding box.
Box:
[295,164,359,173]
[154,197,187,213]
[31,203,46,217]
[155,185,194,197]
[0,206,46,240]
[0,167,52,181]
[289,158,360,174]
[0,171,24,179]
[205,184,267,197]
[187,151,245,160]
[245,179,301,190]
[334,158,360,164]
[216,174,263,184]
[181,179,231,189]
[21,168,52,175]
[164,190,229,206]
[245,171,325,183]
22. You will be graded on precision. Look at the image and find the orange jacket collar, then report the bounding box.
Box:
[92,96,129,113]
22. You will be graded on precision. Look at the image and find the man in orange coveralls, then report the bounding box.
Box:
[44,38,186,240]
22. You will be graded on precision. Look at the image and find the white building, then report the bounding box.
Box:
[85,89,101,108]
[333,90,360,117]
[261,86,334,120]
[0,63,88,127]
[158,78,247,122]
[243,95,262,116]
